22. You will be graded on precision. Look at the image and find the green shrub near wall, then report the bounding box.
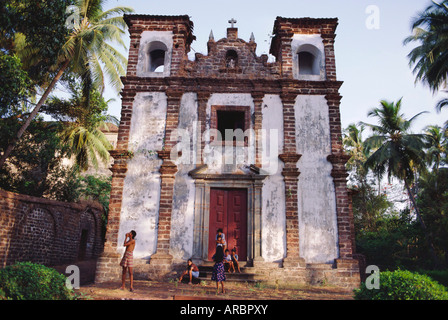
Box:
[354,269,448,300]
[0,262,74,300]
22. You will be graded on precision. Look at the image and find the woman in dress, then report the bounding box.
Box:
[211,245,226,294]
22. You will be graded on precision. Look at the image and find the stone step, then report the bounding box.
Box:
[198,264,261,283]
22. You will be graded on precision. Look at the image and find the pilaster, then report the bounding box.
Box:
[95,150,132,283]
[279,92,305,267]
[325,93,356,261]
[251,91,264,168]
[196,91,211,165]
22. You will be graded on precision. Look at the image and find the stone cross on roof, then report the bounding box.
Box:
[228,18,237,28]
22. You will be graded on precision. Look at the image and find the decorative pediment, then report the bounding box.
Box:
[184,26,280,79]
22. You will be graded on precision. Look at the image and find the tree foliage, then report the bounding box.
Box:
[43,82,118,171]
[354,269,448,300]
[0,0,75,85]
[0,53,32,117]
[0,0,133,168]
[0,118,71,198]
[404,0,448,93]
[344,99,448,270]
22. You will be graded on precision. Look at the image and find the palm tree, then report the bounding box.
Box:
[404,0,448,93]
[61,123,114,172]
[344,122,387,197]
[343,123,370,176]
[0,0,133,168]
[362,99,428,183]
[424,125,447,172]
[44,83,119,171]
[405,1,448,130]
[361,99,440,266]
[343,123,390,232]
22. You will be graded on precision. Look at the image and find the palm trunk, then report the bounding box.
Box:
[0,59,70,169]
[404,181,439,267]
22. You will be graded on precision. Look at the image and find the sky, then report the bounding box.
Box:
[101,0,447,134]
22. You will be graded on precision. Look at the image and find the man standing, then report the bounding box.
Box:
[119,230,136,291]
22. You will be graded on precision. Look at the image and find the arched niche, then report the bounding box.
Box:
[136,31,173,77]
[147,41,169,73]
[297,44,322,78]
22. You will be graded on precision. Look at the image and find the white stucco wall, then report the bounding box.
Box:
[137,31,173,77]
[295,94,339,263]
[118,92,167,259]
[291,34,325,81]
[169,93,198,262]
[204,93,255,173]
[261,95,286,262]
[117,91,339,264]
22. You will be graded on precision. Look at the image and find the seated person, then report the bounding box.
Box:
[224,249,233,272]
[178,259,200,284]
[230,248,241,273]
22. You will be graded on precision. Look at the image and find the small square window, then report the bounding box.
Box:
[217,110,245,137]
[211,106,250,145]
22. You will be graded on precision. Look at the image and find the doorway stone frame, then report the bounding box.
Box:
[189,165,266,265]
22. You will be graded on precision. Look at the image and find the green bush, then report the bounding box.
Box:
[417,269,448,288]
[354,269,448,300]
[0,262,74,300]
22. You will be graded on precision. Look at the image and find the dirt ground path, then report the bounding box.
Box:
[77,279,355,300]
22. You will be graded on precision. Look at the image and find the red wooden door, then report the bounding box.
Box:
[209,188,247,261]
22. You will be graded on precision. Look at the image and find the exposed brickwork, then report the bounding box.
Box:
[123,15,194,77]
[186,29,279,79]
[278,91,303,266]
[155,151,178,255]
[103,151,129,252]
[253,261,360,289]
[210,105,251,145]
[251,92,264,167]
[0,189,103,268]
[326,93,356,260]
[115,91,136,151]
[196,92,211,165]
[96,149,132,283]
[270,17,339,80]
[278,153,303,266]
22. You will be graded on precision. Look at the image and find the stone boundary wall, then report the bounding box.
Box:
[0,189,104,268]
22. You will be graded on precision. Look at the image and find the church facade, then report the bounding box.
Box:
[95,14,361,288]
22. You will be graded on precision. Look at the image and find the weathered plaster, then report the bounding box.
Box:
[291,34,325,81]
[169,93,198,262]
[260,94,286,262]
[137,31,173,77]
[204,93,255,174]
[118,92,167,258]
[295,95,338,263]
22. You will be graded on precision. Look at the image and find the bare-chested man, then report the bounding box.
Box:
[119,230,136,291]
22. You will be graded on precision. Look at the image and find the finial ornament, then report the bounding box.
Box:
[250,32,255,42]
